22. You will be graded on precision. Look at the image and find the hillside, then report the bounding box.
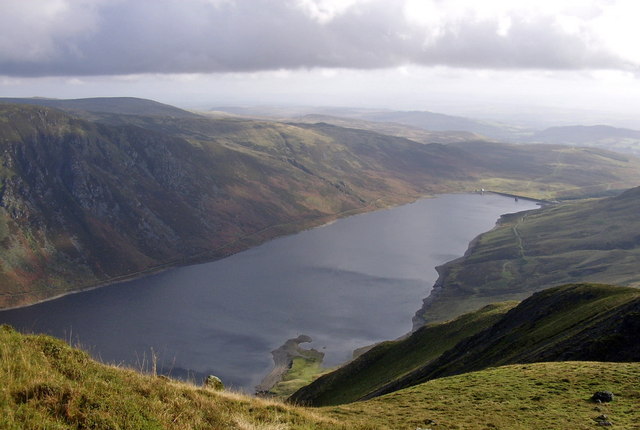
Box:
[291,284,640,406]
[285,301,516,405]
[531,124,640,155]
[354,109,525,141]
[0,324,350,430]
[291,114,485,144]
[212,105,523,141]
[328,361,640,430]
[1,101,640,308]
[3,287,640,429]
[0,97,198,119]
[414,186,640,325]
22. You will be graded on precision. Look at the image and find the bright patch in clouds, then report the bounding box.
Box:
[0,0,637,75]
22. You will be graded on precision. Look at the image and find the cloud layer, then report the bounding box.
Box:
[0,0,635,77]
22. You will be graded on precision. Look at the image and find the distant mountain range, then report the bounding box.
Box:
[214,104,640,155]
[528,124,640,155]
[213,105,525,141]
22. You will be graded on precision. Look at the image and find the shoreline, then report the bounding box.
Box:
[0,193,423,313]
[411,200,546,329]
[0,189,549,313]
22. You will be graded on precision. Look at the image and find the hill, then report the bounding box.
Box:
[291,114,485,144]
[0,97,198,119]
[212,105,523,141]
[328,361,640,430]
[354,109,525,141]
[530,124,640,155]
[291,284,640,406]
[0,324,349,430]
[1,101,640,308]
[414,186,640,325]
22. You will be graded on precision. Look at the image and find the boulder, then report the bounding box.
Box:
[204,375,224,391]
[592,391,614,403]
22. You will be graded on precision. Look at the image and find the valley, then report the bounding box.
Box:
[1,98,639,309]
[1,97,640,429]
[5,2,640,428]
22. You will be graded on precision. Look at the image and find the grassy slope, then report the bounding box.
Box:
[368,284,640,399]
[3,325,639,429]
[289,302,516,406]
[267,354,328,399]
[290,284,640,407]
[328,362,640,430]
[0,325,354,430]
[416,187,640,325]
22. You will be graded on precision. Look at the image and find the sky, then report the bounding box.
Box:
[2,0,640,124]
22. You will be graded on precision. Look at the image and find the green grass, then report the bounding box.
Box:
[327,362,640,430]
[3,323,640,430]
[0,325,359,430]
[268,355,330,399]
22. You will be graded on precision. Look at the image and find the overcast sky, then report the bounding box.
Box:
[2,0,640,124]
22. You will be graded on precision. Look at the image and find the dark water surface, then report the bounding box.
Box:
[0,194,537,391]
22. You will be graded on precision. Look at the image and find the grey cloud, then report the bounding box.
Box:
[0,0,629,77]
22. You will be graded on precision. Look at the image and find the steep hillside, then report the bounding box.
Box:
[0,104,415,308]
[288,301,516,406]
[292,284,640,405]
[415,186,640,325]
[1,101,640,308]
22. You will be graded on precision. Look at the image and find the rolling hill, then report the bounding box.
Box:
[291,114,485,144]
[530,124,640,155]
[212,105,524,141]
[0,97,197,119]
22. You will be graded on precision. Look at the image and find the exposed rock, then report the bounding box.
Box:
[593,413,613,426]
[592,391,614,403]
[204,375,224,391]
